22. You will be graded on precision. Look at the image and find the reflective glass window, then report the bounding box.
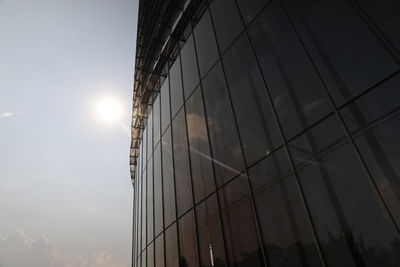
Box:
[193,10,219,78]
[148,110,153,159]
[248,2,332,138]
[341,74,400,228]
[162,127,176,227]
[196,194,227,267]
[202,62,244,185]
[148,243,155,267]
[172,109,193,216]
[143,127,147,169]
[289,115,400,267]
[170,56,184,118]
[179,211,199,267]
[186,87,215,203]
[154,95,161,147]
[147,157,154,243]
[281,0,399,105]
[223,33,281,165]
[181,34,200,99]
[155,234,165,267]
[154,144,163,236]
[161,78,171,134]
[218,176,264,267]
[142,167,147,250]
[142,251,147,267]
[165,224,179,267]
[236,0,271,25]
[210,0,244,53]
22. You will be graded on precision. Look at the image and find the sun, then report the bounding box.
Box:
[95,96,123,123]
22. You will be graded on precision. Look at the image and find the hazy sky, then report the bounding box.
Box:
[0,0,138,266]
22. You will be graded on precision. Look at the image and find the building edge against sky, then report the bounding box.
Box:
[130,0,400,267]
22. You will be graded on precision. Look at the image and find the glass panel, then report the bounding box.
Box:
[202,62,244,185]
[155,234,165,267]
[142,250,147,267]
[223,33,281,165]
[218,176,264,267]
[154,95,161,147]
[147,157,154,244]
[341,74,400,229]
[162,127,176,227]
[248,1,332,139]
[281,0,399,105]
[170,56,184,118]
[154,144,163,236]
[148,243,155,267]
[143,127,148,169]
[172,109,193,216]
[196,194,227,267]
[193,10,219,78]
[289,115,400,267]
[142,167,147,250]
[165,224,179,267]
[248,149,323,267]
[179,211,199,267]
[236,0,271,25]
[181,34,200,99]
[148,110,153,159]
[186,87,215,203]
[210,0,244,52]
[161,77,171,134]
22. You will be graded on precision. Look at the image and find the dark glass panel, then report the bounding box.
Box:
[148,243,155,267]
[181,34,200,99]
[248,2,332,138]
[155,234,165,267]
[341,74,400,228]
[357,0,400,52]
[202,62,244,185]
[154,95,161,147]
[196,194,227,267]
[210,0,244,52]
[186,87,215,203]
[161,78,171,134]
[289,115,400,267]
[165,224,179,267]
[170,57,184,118]
[162,127,176,227]
[147,157,154,244]
[179,211,199,267]
[142,167,147,250]
[172,109,193,216]
[193,10,219,78]
[282,0,399,105]
[148,110,153,159]
[249,149,323,267]
[236,0,271,25]
[154,144,163,236]
[218,176,264,267]
[223,33,281,165]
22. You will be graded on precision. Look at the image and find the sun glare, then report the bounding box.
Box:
[95,96,123,123]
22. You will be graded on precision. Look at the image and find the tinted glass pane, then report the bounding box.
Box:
[341,74,400,228]
[154,144,163,236]
[162,127,176,227]
[142,251,147,267]
[202,62,244,185]
[179,211,199,267]
[181,34,200,99]
[282,0,399,105]
[249,149,323,267]
[223,33,281,165]
[161,78,171,134]
[248,2,332,138]
[143,127,147,169]
[210,0,244,52]
[155,234,165,267]
[148,110,153,159]
[148,243,155,267]
[186,87,215,203]
[193,11,219,78]
[154,95,161,147]
[196,194,227,267]
[165,224,179,267]
[236,0,271,25]
[147,157,154,243]
[172,109,193,216]
[142,167,147,250]
[289,115,400,267]
[170,57,184,118]
[219,176,264,267]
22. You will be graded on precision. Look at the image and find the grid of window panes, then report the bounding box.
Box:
[133,0,400,266]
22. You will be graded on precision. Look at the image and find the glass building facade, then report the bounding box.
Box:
[131,0,400,266]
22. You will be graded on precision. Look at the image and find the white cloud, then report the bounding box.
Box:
[0,230,128,267]
[1,112,13,117]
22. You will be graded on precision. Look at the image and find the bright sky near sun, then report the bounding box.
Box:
[0,0,137,266]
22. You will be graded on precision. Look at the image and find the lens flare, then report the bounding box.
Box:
[95,97,123,122]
